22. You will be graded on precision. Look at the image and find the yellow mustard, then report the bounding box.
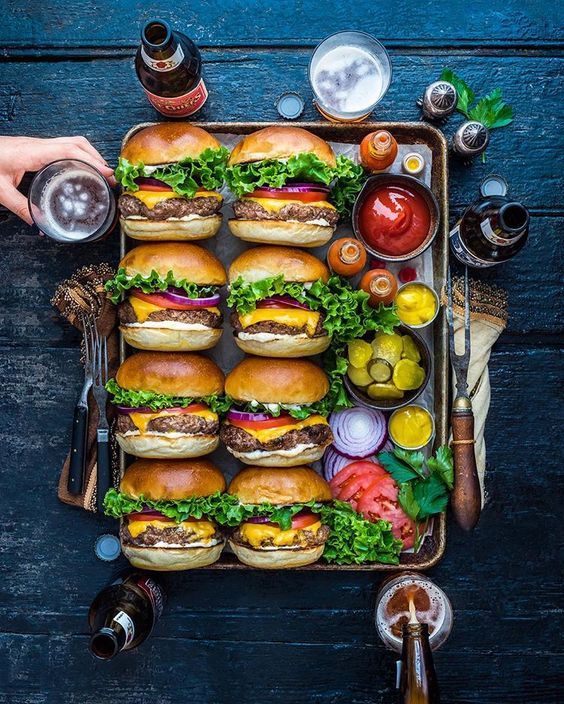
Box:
[396,283,438,327]
[388,405,434,449]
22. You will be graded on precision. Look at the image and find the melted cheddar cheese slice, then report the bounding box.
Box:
[228,415,327,444]
[238,521,322,548]
[127,408,218,434]
[128,296,220,323]
[129,190,222,209]
[238,308,321,337]
[241,196,335,214]
[127,518,216,540]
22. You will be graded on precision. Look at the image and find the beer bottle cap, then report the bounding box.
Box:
[480,174,508,197]
[94,534,121,562]
[275,92,305,120]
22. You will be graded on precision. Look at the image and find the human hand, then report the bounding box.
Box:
[0,136,115,224]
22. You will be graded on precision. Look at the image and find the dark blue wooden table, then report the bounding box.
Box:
[1,3,562,702]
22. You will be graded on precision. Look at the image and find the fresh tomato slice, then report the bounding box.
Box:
[329,461,387,500]
[229,414,297,430]
[356,477,416,549]
[249,190,329,203]
[137,184,174,192]
[130,291,208,311]
[291,512,321,529]
[128,511,175,523]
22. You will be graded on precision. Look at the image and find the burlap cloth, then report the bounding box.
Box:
[51,264,120,512]
[441,277,508,506]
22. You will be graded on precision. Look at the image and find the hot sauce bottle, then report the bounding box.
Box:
[360,268,398,306]
[360,130,398,172]
[327,238,367,276]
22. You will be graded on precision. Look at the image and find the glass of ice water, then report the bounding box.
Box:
[309,31,392,122]
[28,159,117,243]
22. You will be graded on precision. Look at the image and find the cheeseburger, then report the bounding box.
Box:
[108,458,226,570]
[107,352,225,458]
[221,357,333,466]
[225,126,339,247]
[227,466,331,569]
[115,123,228,240]
[106,243,226,352]
[227,246,331,357]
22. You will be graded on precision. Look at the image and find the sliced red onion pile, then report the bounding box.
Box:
[329,407,388,459]
[323,446,380,481]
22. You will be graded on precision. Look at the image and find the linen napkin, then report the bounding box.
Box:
[441,276,508,506]
[51,264,120,512]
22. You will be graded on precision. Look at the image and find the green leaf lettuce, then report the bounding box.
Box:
[104,267,220,305]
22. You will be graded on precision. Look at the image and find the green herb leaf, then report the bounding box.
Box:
[427,445,454,490]
[440,68,475,118]
[378,451,421,483]
[397,482,421,521]
[104,267,220,304]
[469,88,514,129]
[105,379,231,414]
[115,147,229,198]
[412,473,450,518]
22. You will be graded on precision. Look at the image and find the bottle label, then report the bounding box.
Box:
[449,224,494,268]
[480,218,522,247]
[144,78,208,117]
[112,610,135,648]
[136,575,165,622]
[141,44,185,72]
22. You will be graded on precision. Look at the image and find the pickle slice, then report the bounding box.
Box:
[401,335,421,363]
[369,358,393,383]
[392,359,426,391]
[367,382,405,400]
[347,363,373,388]
[371,332,403,366]
[348,339,373,369]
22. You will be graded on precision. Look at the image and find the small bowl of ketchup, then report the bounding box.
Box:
[352,174,439,262]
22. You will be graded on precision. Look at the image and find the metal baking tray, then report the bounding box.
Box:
[119,121,449,571]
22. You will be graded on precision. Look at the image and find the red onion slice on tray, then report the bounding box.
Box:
[329,407,387,458]
[323,445,380,481]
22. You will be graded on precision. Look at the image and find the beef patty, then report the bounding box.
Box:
[117,413,219,435]
[231,524,330,550]
[121,521,222,547]
[232,199,339,226]
[120,300,222,327]
[220,422,332,453]
[230,311,326,338]
[119,193,222,220]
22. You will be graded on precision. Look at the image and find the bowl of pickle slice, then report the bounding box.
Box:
[344,326,431,411]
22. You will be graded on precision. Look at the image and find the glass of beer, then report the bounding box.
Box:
[28,159,117,243]
[375,572,453,653]
[308,31,392,122]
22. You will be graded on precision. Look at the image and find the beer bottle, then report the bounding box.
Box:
[136,19,208,117]
[88,570,165,660]
[400,622,440,704]
[450,194,529,268]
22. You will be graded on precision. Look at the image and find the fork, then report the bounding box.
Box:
[89,322,111,514]
[447,266,481,531]
[67,315,93,495]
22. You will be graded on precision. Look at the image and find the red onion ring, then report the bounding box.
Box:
[255,183,330,194]
[323,446,379,481]
[245,516,275,524]
[226,410,273,423]
[257,295,311,311]
[134,177,172,189]
[329,407,387,458]
[131,288,220,307]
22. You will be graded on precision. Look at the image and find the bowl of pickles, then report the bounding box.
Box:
[344,326,431,411]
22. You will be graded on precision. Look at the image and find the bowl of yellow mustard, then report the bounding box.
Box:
[388,404,435,450]
[395,282,439,329]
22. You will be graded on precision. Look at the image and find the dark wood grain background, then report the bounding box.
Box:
[0,2,562,702]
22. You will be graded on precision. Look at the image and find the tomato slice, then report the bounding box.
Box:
[291,512,321,529]
[229,414,297,430]
[130,291,209,311]
[137,184,174,192]
[249,190,329,203]
[356,477,416,549]
[128,511,175,523]
[329,461,387,500]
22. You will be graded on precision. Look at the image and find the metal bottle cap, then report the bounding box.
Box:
[275,91,305,120]
[480,174,508,197]
[451,121,490,158]
[94,534,121,562]
[417,81,457,121]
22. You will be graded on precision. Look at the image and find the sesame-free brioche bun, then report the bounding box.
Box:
[119,243,227,286]
[120,458,226,500]
[228,246,329,284]
[123,541,225,571]
[227,444,329,467]
[122,123,223,165]
[120,325,223,353]
[116,351,224,398]
[228,465,331,504]
[116,433,219,459]
[120,214,222,241]
[227,218,333,247]
[224,356,328,404]
[228,541,323,569]
[234,332,330,358]
[228,126,337,169]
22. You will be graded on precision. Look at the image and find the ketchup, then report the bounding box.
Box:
[358,185,431,257]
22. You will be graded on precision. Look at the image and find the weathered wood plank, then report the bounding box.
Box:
[1,0,563,49]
